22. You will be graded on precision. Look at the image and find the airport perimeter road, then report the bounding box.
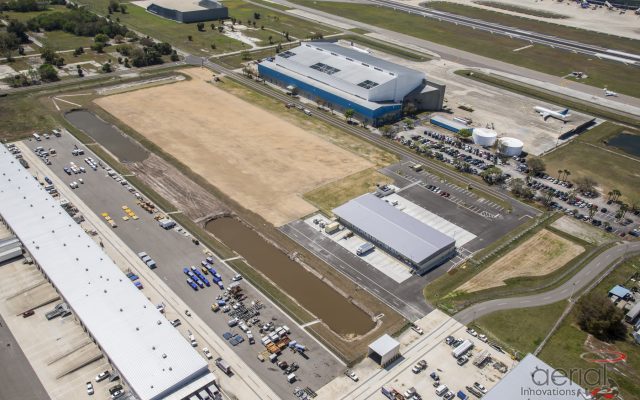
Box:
[0,313,50,400]
[454,241,640,325]
[366,0,640,64]
[190,56,539,220]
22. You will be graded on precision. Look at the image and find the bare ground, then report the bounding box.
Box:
[551,216,615,246]
[125,153,230,221]
[95,68,372,226]
[458,229,584,293]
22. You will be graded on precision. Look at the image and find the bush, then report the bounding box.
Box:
[0,0,44,13]
[28,8,128,38]
[73,46,84,56]
[94,33,109,43]
[38,63,59,82]
[101,62,112,73]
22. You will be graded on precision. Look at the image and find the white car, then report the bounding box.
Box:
[466,328,478,337]
[232,274,243,281]
[111,390,123,399]
[346,370,359,382]
[95,370,110,382]
[478,334,488,342]
[411,325,424,335]
[203,347,213,359]
[473,382,487,394]
[86,382,94,395]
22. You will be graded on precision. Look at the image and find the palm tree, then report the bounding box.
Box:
[613,189,622,202]
[620,203,629,219]
[607,191,614,202]
[563,169,570,181]
[557,169,563,179]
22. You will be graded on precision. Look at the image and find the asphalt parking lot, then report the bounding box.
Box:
[21,132,343,399]
[281,161,535,322]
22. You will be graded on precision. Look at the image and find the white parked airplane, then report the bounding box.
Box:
[604,88,618,97]
[534,106,570,122]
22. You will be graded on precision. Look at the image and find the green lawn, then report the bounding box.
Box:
[340,34,430,62]
[0,5,70,22]
[287,1,640,97]
[224,0,337,43]
[0,94,57,141]
[542,122,640,205]
[426,1,640,53]
[473,300,568,357]
[539,257,640,399]
[71,0,335,55]
[39,30,95,51]
[472,1,569,19]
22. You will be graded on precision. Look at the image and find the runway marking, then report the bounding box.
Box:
[222,256,242,262]
[513,44,533,52]
[300,319,322,328]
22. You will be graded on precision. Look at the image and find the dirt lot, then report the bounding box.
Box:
[95,68,372,226]
[550,216,615,246]
[458,229,584,293]
[126,153,230,221]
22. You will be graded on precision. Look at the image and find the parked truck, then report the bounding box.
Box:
[158,218,176,230]
[452,339,474,359]
[215,357,231,375]
[356,242,375,256]
[381,386,405,400]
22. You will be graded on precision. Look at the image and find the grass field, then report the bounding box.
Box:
[340,34,430,62]
[71,0,334,55]
[542,122,640,205]
[539,257,640,399]
[473,300,567,356]
[303,168,392,215]
[288,0,640,97]
[472,1,569,19]
[428,1,640,52]
[39,30,95,51]
[0,94,57,141]
[0,4,70,22]
[458,229,584,293]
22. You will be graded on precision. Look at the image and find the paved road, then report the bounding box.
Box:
[454,241,640,325]
[368,0,640,64]
[0,312,50,400]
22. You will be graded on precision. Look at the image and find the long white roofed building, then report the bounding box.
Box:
[0,147,215,400]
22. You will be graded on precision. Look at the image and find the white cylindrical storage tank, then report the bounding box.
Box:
[498,137,524,157]
[472,128,497,147]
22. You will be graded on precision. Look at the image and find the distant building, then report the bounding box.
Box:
[333,194,456,274]
[609,285,632,301]
[258,42,445,126]
[484,354,589,400]
[368,334,400,367]
[147,0,228,23]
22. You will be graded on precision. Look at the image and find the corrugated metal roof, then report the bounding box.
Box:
[333,194,455,265]
[484,354,587,400]
[0,148,209,400]
[609,285,631,298]
[368,334,399,356]
[430,115,468,131]
[262,42,424,102]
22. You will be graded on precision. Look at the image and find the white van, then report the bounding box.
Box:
[33,133,41,141]
[303,109,311,116]
[435,384,448,396]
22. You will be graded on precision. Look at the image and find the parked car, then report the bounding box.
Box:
[171,319,181,327]
[203,347,213,359]
[95,371,110,382]
[411,325,424,335]
[86,382,94,395]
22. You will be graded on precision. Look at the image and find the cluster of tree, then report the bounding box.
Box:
[575,176,598,194]
[107,0,127,14]
[576,294,627,342]
[509,178,535,199]
[6,63,58,87]
[0,31,21,61]
[458,128,473,139]
[0,0,45,13]
[27,8,128,39]
[480,166,504,185]
[116,41,174,67]
[41,46,65,66]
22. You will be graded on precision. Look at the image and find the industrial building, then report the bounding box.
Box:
[429,115,468,133]
[146,0,228,23]
[368,334,400,367]
[484,354,588,400]
[333,194,456,274]
[0,148,216,400]
[258,42,445,125]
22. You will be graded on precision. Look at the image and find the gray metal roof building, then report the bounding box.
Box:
[0,148,214,400]
[146,0,228,23]
[333,194,455,274]
[484,354,589,400]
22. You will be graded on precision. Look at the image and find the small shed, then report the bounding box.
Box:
[609,285,632,300]
[368,334,400,367]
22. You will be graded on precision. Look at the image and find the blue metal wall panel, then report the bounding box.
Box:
[258,64,401,122]
[429,117,461,133]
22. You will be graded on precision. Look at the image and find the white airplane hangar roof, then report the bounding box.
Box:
[0,148,209,400]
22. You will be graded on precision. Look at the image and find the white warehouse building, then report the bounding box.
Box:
[0,148,216,400]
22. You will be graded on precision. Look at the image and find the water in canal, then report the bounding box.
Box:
[65,110,148,162]
[608,133,640,158]
[206,217,375,336]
